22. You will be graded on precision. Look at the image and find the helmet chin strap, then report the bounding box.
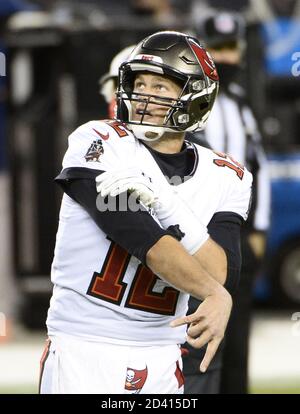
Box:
[128,124,166,141]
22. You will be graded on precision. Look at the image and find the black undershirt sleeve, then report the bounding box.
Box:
[187,211,242,319]
[55,168,175,265]
[207,211,243,294]
[184,212,243,367]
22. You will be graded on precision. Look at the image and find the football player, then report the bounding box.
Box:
[40,31,252,394]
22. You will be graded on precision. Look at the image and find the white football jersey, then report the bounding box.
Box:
[47,120,252,346]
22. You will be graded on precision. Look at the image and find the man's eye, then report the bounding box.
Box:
[155,84,168,92]
[135,82,144,90]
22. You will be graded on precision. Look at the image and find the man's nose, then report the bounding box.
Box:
[135,94,151,109]
[136,99,147,111]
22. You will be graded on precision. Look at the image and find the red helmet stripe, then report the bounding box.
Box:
[189,40,219,81]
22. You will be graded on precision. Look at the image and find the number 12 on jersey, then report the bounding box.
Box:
[87,242,179,315]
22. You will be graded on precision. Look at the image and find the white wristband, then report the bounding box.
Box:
[156,191,209,254]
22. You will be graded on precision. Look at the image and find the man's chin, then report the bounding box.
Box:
[145,130,160,139]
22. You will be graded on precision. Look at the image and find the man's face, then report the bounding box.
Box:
[207,42,242,65]
[131,72,182,125]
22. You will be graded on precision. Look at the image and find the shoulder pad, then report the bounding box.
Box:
[62,120,135,171]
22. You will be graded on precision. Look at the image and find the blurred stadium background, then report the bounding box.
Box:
[0,0,300,394]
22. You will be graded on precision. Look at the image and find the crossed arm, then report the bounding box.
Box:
[96,168,242,371]
[146,235,231,372]
[57,170,236,372]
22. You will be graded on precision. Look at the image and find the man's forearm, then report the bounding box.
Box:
[147,234,232,369]
[146,235,228,300]
[193,238,227,286]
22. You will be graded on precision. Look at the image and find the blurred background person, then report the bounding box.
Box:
[99,44,136,118]
[183,10,271,394]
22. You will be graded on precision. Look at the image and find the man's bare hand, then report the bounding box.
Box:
[170,288,232,373]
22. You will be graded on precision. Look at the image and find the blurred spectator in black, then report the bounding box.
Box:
[183,11,271,394]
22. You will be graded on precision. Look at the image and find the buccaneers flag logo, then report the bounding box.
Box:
[125,366,148,394]
[84,139,104,162]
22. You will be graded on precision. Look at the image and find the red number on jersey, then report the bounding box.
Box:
[87,242,179,315]
[125,265,179,314]
[87,243,129,305]
[104,120,129,137]
[213,151,245,180]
